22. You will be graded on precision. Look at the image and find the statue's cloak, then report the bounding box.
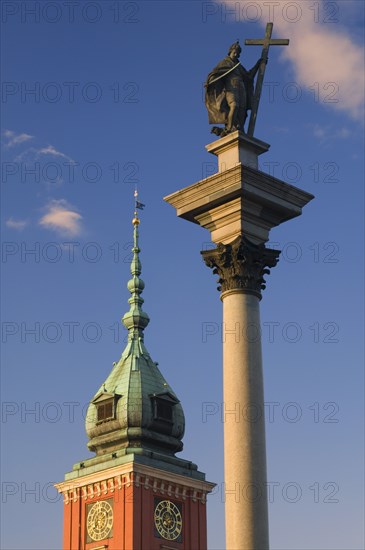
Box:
[205,56,256,124]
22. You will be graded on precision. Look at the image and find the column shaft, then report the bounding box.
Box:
[222,291,269,550]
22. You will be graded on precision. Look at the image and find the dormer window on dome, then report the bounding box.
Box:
[97,400,113,422]
[91,392,121,424]
[151,392,180,424]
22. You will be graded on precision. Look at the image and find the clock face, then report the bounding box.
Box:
[154,499,183,541]
[86,499,113,542]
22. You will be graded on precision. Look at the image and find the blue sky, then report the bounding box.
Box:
[1,1,364,548]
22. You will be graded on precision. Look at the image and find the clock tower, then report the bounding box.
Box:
[55,203,215,549]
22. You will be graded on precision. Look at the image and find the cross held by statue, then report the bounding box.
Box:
[245,22,289,136]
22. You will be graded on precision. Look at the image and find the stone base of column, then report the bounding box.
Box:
[206,130,270,172]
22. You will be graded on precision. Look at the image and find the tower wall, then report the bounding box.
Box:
[58,463,212,550]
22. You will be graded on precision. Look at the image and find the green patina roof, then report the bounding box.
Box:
[85,208,185,458]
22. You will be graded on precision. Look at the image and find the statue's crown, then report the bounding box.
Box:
[228,40,241,55]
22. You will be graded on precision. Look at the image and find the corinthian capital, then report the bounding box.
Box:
[201,236,280,299]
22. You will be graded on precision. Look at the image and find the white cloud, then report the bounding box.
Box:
[14,145,74,178]
[310,123,350,143]
[39,200,83,236]
[14,147,38,163]
[6,218,28,230]
[3,130,33,147]
[37,145,74,162]
[219,0,364,121]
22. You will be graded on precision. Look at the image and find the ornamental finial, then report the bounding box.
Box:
[121,190,149,342]
[132,188,140,227]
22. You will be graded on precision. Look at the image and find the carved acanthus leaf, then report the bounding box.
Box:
[202,236,280,298]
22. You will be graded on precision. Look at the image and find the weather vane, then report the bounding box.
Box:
[205,22,289,138]
[133,188,145,225]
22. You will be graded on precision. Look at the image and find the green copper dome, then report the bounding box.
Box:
[85,212,185,457]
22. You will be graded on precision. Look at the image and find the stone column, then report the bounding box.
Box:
[202,236,279,550]
[164,131,314,550]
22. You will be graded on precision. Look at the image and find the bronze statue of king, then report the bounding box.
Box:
[205,41,264,137]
